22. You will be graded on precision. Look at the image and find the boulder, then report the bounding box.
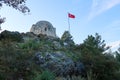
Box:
[33,51,85,77]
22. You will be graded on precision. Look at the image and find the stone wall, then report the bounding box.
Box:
[30,21,56,37]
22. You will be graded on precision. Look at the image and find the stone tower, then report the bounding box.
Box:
[30,21,56,37]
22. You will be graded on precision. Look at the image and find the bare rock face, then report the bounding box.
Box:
[33,51,85,77]
[30,21,56,37]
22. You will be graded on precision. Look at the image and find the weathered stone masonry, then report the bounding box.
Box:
[30,21,56,37]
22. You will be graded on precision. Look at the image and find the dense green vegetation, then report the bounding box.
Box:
[0,30,120,80]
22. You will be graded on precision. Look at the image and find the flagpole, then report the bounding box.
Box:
[68,13,70,33]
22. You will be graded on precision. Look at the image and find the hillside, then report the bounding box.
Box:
[0,30,120,80]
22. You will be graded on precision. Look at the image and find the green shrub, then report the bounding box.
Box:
[33,70,55,80]
[18,39,40,50]
[56,76,86,80]
[0,74,5,80]
[61,31,74,46]
[0,30,23,42]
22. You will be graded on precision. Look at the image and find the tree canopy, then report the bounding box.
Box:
[76,33,120,80]
[0,0,30,25]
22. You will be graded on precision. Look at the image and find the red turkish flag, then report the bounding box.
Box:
[68,13,75,18]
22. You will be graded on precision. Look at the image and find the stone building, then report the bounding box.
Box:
[30,21,56,37]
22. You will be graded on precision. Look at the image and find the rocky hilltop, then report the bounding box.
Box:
[0,30,86,80]
[0,23,120,80]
